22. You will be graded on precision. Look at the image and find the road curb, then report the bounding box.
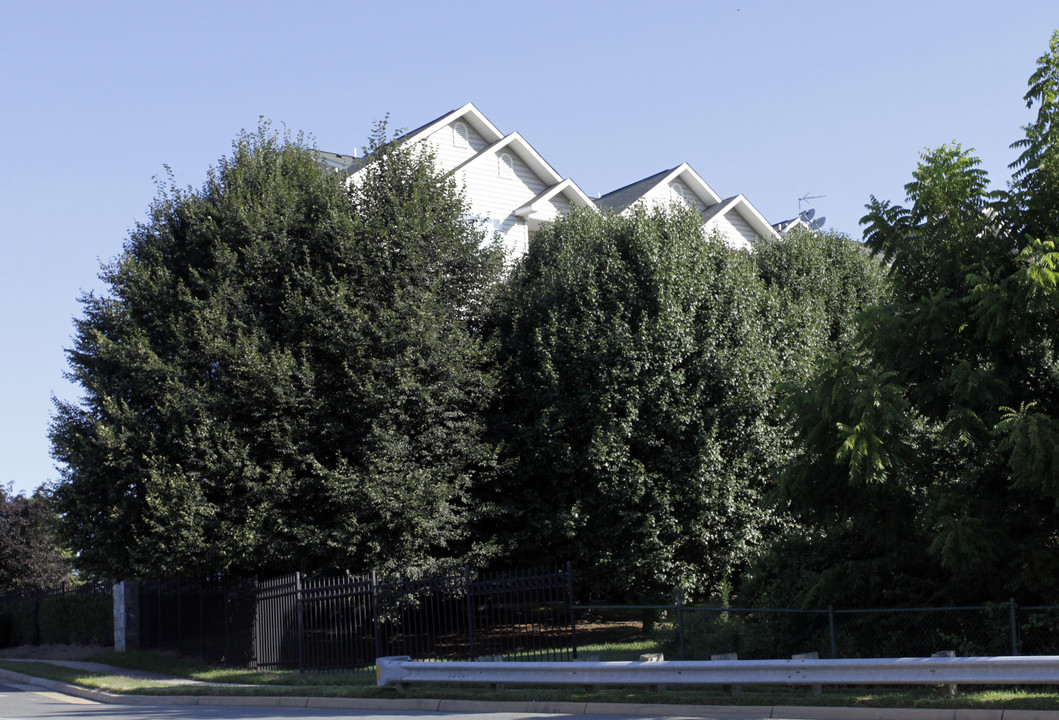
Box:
[4,667,1059,720]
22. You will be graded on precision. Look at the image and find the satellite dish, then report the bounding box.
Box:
[810,216,827,231]
[799,208,816,222]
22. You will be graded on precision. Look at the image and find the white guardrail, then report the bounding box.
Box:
[376,655,1059,689]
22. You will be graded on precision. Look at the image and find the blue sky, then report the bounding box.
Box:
[1,0,1056,496]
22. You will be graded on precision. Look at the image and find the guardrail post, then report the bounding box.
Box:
[641,653,666,692]
[793,651,822,696]
[711,652,741,695]
[1009,598,1019,655]
[933,650,957,696]
[578,653,600,692]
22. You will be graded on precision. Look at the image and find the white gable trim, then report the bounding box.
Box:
[703,194,781,243]
[662,163,723,207]
[401,102,505,149]
[515,178,595,219]
[450,132,564,187]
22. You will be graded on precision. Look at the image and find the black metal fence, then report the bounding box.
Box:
[138,577,257,666]
[139,565,574,670]
[255,565,574,670]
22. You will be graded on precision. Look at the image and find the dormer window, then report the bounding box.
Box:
[499,153,515,179]
[453,121,470,147]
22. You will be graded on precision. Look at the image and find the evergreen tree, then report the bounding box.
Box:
[50,123,502,580]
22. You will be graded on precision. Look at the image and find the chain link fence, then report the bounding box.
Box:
[571,600,1059,661]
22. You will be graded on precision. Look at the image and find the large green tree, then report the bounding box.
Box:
[758,32,1059,607]
[51,123,503,580]
[490,206,788,601]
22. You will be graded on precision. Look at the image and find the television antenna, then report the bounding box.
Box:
[797,193,827,231]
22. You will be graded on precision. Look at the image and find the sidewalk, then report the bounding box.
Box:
[0,658,249,686]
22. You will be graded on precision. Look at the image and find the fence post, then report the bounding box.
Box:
[567,562,578,660]
[176,579,182,656]
[371,570,382,661]
[465,567,476,660]
[199,583,205,662]
[828,605,837,658]
[676,589,686,661]
[294,572,305,673]
[1009,598,1019,656]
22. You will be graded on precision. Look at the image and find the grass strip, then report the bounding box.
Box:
[6,655,1059,711]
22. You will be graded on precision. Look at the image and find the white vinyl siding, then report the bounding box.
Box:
[638,179,709,215]
[457,150,548,260]
[498,216,529,258]
[427,120,489,172]
[709,210,757,250]
[459,151,547,219]
[548,194,571,216]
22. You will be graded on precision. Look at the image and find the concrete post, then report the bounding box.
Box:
[112,580,140,652]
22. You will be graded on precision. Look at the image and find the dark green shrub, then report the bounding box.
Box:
[2,598,38,646]
[37,593,111,645]
[662,608,832,660]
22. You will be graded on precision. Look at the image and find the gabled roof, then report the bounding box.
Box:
[773,216,810,234]
[595,163,723,211]
[450,131,563,186]
[704,194,781,242]
[516,179,596,219]
[313,149,367,176]
[398,102,505,148]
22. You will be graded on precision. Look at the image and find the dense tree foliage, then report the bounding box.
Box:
[487,208,883,601]
[754,229,888,377]
[0,484,71,593]
[752,32,1059,607]
[51,124,502,580]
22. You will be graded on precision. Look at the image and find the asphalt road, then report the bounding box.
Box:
[0,681,725,720]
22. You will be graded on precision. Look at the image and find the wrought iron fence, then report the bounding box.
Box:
[255,565,574,671]
[139,565,574,670]
[138,578,256,665]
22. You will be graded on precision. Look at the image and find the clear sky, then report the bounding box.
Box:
[1,0,1056,496]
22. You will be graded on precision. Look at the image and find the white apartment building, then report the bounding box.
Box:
[319,103,783,259]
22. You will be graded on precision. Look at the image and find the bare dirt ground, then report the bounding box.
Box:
[0,644,110,660]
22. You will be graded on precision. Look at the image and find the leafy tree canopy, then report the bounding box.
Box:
[0,483,72,593]
[758,31,1059,607]
[51,122,503,581]
[489,207,877,601]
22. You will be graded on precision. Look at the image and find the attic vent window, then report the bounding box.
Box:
[499,153,514,179]
[453,121,470,147]
[672,182,691,205]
